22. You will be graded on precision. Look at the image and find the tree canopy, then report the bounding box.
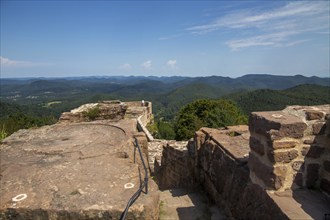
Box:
[174,99,247,140]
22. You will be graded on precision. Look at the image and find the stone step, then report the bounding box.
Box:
[159,189,227,220]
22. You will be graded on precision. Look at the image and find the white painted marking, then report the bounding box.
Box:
[12,194,27,202]
[272,114,283,118]
[124,183,135,189]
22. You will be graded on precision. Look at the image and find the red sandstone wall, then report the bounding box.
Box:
[248,105,330,193]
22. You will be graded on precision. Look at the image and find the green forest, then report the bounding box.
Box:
[1,76,329,141]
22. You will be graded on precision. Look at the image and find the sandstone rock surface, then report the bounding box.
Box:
[0,102,159,220]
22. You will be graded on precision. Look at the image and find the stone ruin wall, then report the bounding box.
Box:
[125,101,153,126]
[58,100,152,126]
[154,126,288,219]
[59,100,128,123]
[54,102,329,219]
[57,99,154,172]
[154,140,199,190]
[152,104,330,219]
[249,105,330,193]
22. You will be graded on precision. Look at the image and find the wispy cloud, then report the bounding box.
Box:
[281,39,310,47]
[141,60,152,69]
[0,56,48,67]
[167,60,177,68]
[226,31,301,50]
[118,63,132,70]
[187,2,329,50]
[159,34,182,41]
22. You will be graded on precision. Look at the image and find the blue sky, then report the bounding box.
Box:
[1,1,329,78]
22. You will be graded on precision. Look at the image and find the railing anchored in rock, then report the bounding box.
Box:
[120,137,149,220]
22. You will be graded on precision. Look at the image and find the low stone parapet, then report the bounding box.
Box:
[154,141,198,190]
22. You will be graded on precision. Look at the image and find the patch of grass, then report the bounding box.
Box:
[159,200,166,220]
[82,105,100,121]
[146,122,158,137]
[0,125,7,142]
[43,101,62,108]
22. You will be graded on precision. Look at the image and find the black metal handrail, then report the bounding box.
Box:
[120,137,149,220]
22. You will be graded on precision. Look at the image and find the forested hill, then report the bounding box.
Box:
[1,74,328,120]
[0,74,329,140]
[1,74,329,96]
[227,84,330,114]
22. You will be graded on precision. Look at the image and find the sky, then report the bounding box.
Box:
[0,0,329,78]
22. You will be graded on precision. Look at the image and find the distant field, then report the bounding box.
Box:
[43,101,62,108]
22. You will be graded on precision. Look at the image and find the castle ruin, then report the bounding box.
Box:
[1,101,329,219]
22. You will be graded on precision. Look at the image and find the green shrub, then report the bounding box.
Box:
[174,99,247,140]
[82,106,100,121]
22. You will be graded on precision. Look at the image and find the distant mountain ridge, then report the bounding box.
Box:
[1,74,329,140]
[2,74,329,92]
[1,74,329,121]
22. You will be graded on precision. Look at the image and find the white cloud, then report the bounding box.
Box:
[119,63,132,70]
[167,60,177,68]
[226,31,298,50]
[188,2,329,33]
[159,34,182,41]
[0,56,49,67]
[187,2,329,50]
[141,60,152,69]
[281,39,310,47]
[226,32,311,50]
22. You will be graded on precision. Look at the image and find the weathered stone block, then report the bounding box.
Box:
[320,178,330,194]
[301,145,310,156]
[249,137,265,155]
[249,111,307,140]
[272,140,297,149]
[324,161,330,173]
[305,110,325,120]
[187,139,195,156]
[292,161,304,171]
[312,122,326,135]
[305,146,325,159]
[249,112,280,135]
[249,153,287,189]
[273,166,288,190]
[195,131,205,151]
[326,113,330,120]
[267,149,298,163]
[306,163,320,188]
[303,137,315,144]
[269,126,306,140]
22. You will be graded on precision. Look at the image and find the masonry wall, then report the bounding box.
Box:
[248,105,330,192]
[194,130,288,219]
[156,127,288,219]
[126,101,153,126]
[154,105,330,219]
[154,141,198,190]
